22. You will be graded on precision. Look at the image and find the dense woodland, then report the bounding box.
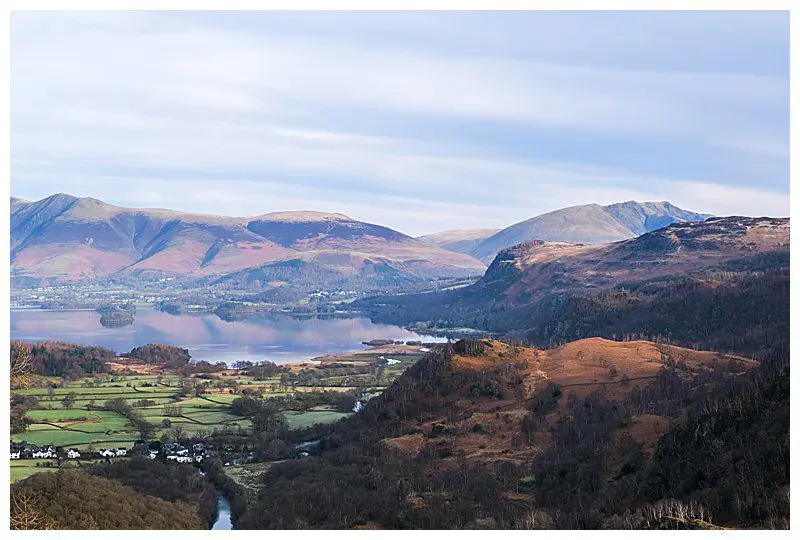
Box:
[89,458,218,527]
[11,340,116,379]
[125,344,192,368]
[10,470,203,529]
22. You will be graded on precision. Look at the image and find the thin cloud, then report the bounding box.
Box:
[10,11,789,236]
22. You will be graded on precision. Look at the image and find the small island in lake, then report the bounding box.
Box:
[97,302,136,328]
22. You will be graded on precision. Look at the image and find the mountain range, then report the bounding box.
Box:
[10,194,485,288]
[11,195,713,290]
[420,201,712,263]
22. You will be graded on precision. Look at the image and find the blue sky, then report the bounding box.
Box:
[11,11,789,236]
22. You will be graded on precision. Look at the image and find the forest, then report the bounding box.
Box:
[14,341,116,379]
[10,468,204,529]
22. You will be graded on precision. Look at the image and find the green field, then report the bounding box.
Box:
[14,370,358,455]
[11,458,126,483]
[285,409,351,429]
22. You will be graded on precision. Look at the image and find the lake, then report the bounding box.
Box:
[10,307,446,364]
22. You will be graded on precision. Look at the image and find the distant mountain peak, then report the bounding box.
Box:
[253,210,354,222]
[468,200,712,263]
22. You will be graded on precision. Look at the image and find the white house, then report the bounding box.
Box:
[149,452,158,460]
[168,454,193,463]
[67,449,81,459]
[98,449,116,458]
[193,455,204,462]
[176,448,189,456]
[115,448,127,456]
[32,450,53,458]
[10,451,20,460]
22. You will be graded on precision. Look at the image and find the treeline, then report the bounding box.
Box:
[11,340,115,379]
[126,343,192,368]
[233,360,289,378]
[102,398,156,440]
[11,394,39,434]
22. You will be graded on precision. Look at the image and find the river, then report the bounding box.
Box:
[212,492,233,530]
[10,307,446,364]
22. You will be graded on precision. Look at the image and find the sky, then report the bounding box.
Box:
[11,11,789,236]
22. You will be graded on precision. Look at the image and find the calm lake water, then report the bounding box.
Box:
[10,307,445,364]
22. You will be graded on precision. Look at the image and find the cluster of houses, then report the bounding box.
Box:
[130,442,210,463]
[10,441,128,460]
[11,441,211,462]
[97,448,128,458]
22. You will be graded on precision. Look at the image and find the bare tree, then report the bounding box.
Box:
[10,492,55,530]
[11,341,33,389]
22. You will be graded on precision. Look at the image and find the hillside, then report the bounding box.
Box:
[356,217,789,355]
[469,201,711,263]
[237,338,788,529]
[417,228,500,255]
[10,194,485,287]
[11,469,203,529]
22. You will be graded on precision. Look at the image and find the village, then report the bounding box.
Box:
[10,440,211,464]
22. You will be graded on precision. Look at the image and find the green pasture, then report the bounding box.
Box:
[284,409,351,429]
[12,365,375,453]
[24,409,100,422]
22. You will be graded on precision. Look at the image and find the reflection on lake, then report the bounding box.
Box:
[10,308,446,364]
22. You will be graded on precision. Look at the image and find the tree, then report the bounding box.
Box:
[171,425,186,442]
[163,404,183,417]
[136,420,155,440]
[10,491,55,530]
[61,392,77,409]
[11,341,33,389]
[251,402,288,437]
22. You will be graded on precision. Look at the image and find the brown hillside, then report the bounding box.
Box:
[383,339,755,468]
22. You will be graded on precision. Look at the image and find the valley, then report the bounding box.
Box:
[10,339,433,480]
[9,196,790,531]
